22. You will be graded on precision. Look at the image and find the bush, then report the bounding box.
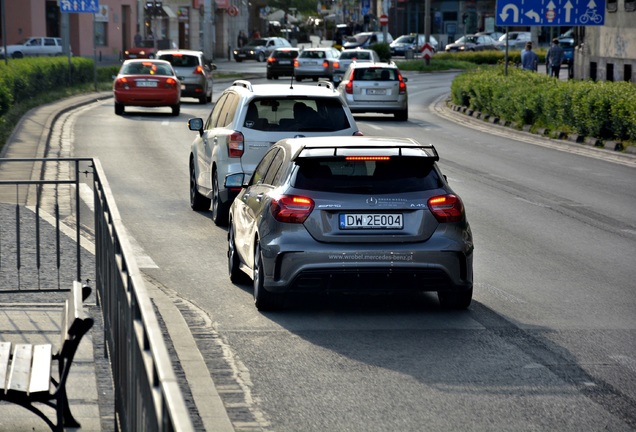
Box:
[450,65,636,144]
[370,42,391,62]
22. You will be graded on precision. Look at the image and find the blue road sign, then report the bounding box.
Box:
[496,0,605,26]
[60,0,100,14]
[361,0,371,17]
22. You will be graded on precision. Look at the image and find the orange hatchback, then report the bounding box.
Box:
[113,59,181,116]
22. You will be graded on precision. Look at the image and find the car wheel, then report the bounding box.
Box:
[228,222,248,283]
[253,242,283,311]
[312,77,319,82]
[211,170,229,226]
[114,102,124,116]
[257,52,265,62]
[296,77,303,82]
[171,104,180,116]
[273,75,279,80]
[394,109,408,121]
[437,288,473,310]
[190,158,211,211]
[198,94,207,104]
[267,73,273,80]
[12,52,23,59]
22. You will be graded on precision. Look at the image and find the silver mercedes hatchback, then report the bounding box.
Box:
[228,136,474,311]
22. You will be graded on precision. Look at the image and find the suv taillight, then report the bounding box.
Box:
[228,132,244,158]
[271,195,315,223]
[428,194,464,223]
[398,72,407,94]
[294,59,299,68]
[193,65,204,75]
[345,71,354,94]
[322,60,329,68]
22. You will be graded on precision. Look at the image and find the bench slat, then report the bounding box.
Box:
[8,344,33,392]
[29,344,52,394]
[0,342,11,391]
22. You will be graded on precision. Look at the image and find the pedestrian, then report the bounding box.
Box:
[546,38,565,78]
[134,30,142,47]
[252,28,261,39]
[237,31,245,48]
[521,41,538,71]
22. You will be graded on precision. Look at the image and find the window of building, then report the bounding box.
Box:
[607,0,617,12]
[625,65,632,82]
[590,62,597,81]
[95,22,107,46]
[626,0,635,12]
[606,63,614,81]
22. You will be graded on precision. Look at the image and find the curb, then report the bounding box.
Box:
[446,100,633,155]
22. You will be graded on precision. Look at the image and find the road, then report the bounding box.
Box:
[64,66,636,431]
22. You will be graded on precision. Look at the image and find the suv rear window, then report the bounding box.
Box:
[159,54,199,67]
[293,157,441,193]
[353,68,397,81]
[244,98,352,132]
[273,50,298,59]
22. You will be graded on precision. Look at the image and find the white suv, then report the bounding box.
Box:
[187,80,362,225]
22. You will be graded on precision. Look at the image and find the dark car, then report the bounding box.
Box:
[124,39,157,59]
[228,135,474,311]
[445,34,498,52]
[343,32,393,50]
[233,37,292,62]
[266,47,300,80]
[558,29,575,66]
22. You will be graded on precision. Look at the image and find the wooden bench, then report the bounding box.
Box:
[0,281,93,431]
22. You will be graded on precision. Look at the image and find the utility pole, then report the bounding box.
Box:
[424,0,431,65]
[203,0,214,59]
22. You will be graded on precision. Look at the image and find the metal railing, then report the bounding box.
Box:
[0,157,194,431]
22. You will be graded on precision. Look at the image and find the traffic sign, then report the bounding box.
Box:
[421,43,434,60]
[495,0,605,26]
[60,0,100,13]
[227,5,239,16]
[379,14,389,26]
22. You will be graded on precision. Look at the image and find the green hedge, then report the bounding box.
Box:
[434,49,546,66]
[450,65,636,143]
[0,57,96,116]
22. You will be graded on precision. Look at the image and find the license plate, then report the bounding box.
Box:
[238,54,246,57]
[339,213,403,230]
[367,89,386,95]
[137,81,157,87]
[279,60,290,64]
[181,84,185,90]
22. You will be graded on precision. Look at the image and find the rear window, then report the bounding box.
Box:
[300,50,326,59]
[273,50,298,59]
[159,54,199,67]
[293,157,441,193]
[243,98,351,132]
[340,51,371,60]
[352,67,398,81]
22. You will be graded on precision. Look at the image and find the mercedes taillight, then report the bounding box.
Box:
[228,132,244,158]
[428,194,464,223]
[271,195,315,223]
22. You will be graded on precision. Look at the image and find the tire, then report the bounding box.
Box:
[296,77,303,82]
[438,288,473,310]
[198,94,207,104]
[267,73,273,80]
[235,58,242,63]
[12,52,24,59]
[190,159,211,211]
[273,75,279,80]
[253,242,283,311]
[171,104,180,116]
[228,223,248,283]
[394,109,408,121]
[114,102,124,116]
[257,52,265,62]
[211,170,229,226]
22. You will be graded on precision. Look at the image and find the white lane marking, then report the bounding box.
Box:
[365,124,382,130]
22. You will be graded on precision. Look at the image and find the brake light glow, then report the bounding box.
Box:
[427,194,464,223]
[333,61,340,69]
[270,195,315,223]
[345,156,390,161]
[345,70,355,94]
[194,65,204,75]
[165,77,177,88]
[114,77,130,89]
[398,72,407,94]
[322,60,329,68]
[228,131,244,158]
[294,59,299,68]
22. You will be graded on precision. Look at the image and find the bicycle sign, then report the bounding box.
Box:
[496,0,605,26]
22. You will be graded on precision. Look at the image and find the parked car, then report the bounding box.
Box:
[445,34,499,52]
[343,32,394,50]
[390,34,439,56]
[227,136,474,311]
[266,47,300,80]
[293,47,341,82]
[558,30,575,66]
[0,37,64,59]
[337,62,408,121]
[157,49,216,104]
[332,48,380,83]
[113,59,181,116]
[233,37,291,62]
[475,31,505,42]
[124,39,157,59]
[495,32,532,50]
[186,79,362,225]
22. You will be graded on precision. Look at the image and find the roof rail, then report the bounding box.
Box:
[231,80,253,91]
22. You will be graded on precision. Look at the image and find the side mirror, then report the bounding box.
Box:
[210,63,217,70]
[188,117,204,137]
